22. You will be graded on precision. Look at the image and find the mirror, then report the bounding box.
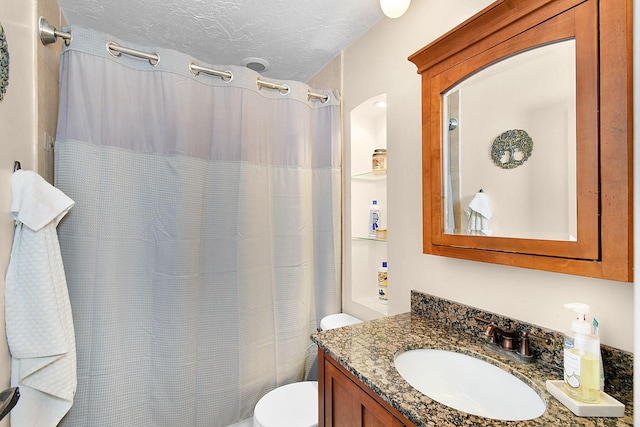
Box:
[443,40,577,241]
[409,0,632,281]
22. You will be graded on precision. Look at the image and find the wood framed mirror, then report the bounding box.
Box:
[409,0,632,281]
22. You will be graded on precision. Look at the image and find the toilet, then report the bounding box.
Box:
[252,313,362,427]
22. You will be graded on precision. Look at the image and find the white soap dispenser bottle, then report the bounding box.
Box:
[563,303,601,403]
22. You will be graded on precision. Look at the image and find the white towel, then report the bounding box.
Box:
[468,191,492,220]
[465,191,492,235]
[5,170,76,426]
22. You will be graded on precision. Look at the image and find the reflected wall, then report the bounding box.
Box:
[443,41,577,240]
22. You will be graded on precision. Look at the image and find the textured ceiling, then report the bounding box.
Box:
[56,0,384,82]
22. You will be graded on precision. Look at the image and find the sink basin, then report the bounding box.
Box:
[394,349,546,421]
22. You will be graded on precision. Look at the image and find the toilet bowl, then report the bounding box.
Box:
[252,313,362,427]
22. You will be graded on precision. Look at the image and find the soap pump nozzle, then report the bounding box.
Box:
[564,303,591,335]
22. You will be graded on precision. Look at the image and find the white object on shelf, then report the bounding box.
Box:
[545,380,625,417]
[377,261,388,304]
[368,200,380,238]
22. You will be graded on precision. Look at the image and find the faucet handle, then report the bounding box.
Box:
[497,327,517,350]
[518,331,531,356]
[517,331,552,356]
[502,335,516,351]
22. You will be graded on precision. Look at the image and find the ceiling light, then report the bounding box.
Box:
[241,57,270,72]
[380,0,411,18]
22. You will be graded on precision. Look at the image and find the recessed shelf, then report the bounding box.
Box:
[347,93,389,321]
[353,236,387,242]
[352,171,387,181]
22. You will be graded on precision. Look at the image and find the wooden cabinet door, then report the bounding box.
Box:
[323,358,406,427]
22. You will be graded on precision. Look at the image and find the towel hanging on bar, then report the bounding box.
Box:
[5,170,77,426]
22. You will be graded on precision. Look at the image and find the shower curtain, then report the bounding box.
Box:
[54,27,341,426]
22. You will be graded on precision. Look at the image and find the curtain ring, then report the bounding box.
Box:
[279,84,290,96]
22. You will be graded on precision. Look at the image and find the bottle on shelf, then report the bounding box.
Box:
[372,148,387,172]
[377,261,388,304]
[369,200,380,238]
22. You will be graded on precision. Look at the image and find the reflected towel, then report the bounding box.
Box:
[468,191,492,219]
[5,170,76,427]
[465,191,492,234]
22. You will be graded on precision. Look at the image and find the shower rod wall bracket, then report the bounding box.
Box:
[38,17,71,46]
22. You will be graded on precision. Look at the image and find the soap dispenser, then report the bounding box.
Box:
[563,303,601,403]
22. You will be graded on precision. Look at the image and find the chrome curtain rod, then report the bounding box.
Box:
[107,42,159,66]
[38,17,330,103]
[255,78,329,102]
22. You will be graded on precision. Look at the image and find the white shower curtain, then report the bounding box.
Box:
[54,27,341,426]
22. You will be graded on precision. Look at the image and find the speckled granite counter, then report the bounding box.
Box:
[311,294,634,426]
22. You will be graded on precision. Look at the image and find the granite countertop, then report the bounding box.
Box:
[311,312,634,427]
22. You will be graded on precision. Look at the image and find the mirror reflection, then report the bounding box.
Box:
[442,40,577,241]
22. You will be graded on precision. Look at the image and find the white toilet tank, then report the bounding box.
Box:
[319,313,361,331]
[252,313,362,427]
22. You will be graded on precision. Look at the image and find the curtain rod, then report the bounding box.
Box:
[38,17,330,103]
[107,42,160,66]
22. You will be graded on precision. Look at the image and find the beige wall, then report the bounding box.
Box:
[453,42,577,239]
[37,2,65,183]
[306,53,341,94]
[0,0,62,424]
[0,4,36,424]
[341,0,634,353]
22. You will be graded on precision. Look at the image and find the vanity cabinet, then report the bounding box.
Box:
[318,349,416,427]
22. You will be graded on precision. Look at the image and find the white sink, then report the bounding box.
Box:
[394,349,546,421]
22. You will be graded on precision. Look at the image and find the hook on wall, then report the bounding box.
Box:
[13,161,21,172]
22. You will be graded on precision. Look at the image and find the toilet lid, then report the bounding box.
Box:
[320,313,362,330]
[253,381,318,427]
